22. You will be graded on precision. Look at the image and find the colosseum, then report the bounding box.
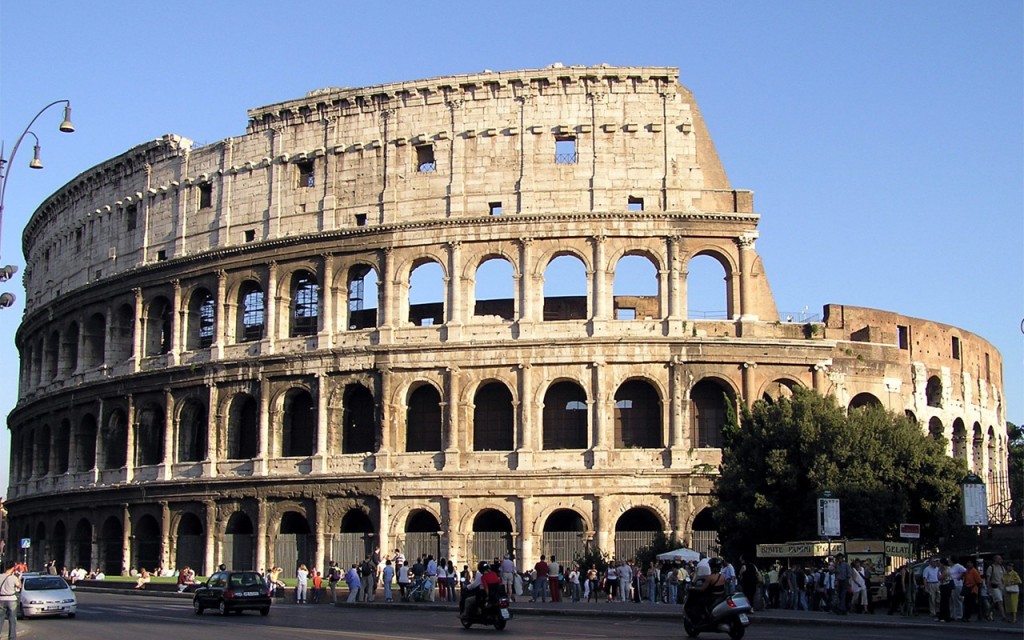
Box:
[6,65,1010,575]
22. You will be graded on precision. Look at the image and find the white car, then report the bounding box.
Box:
[18,575,77,618]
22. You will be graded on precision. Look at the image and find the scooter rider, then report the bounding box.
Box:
[460,561,501,619]
[686,557,727,622]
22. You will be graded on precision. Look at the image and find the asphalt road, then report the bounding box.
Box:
[12,591,1006,640]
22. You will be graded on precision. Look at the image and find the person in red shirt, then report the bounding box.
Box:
[532,555,549,602]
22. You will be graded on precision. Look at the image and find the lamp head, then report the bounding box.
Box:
[59,104,75,133]
[30,144,43,170]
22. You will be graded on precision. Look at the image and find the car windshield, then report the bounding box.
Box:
[23,577,69,591]
[228,573,264,589]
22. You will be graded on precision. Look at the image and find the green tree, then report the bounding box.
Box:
[712,387,965,559]
[1008,421,1023,521]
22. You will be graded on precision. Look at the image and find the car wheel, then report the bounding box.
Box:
[260,607,270,616]
[219,600,228,616]
[193,599,204,615]
[728,618,745,640]
[494,618,507,630]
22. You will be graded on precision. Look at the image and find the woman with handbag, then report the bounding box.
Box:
[1003,562,1021,624]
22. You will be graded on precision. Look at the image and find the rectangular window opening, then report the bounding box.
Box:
[126,205,137,231]
[355,213,368,226]
[897,325,909,350]
[244,229,256,243]
[951,336,961,360]
[199,183,213,209]
[416,145,436,172]
[156,250,167,262]
[555,137,577,164]
[627,196,644,212]
[489,202,503,216]
[75,228,83,253]
[985,352,991,380]
[296,160,315,188]
[616,307,637,320]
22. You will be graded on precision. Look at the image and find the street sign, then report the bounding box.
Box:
[899,523,921,539]
[961,474,989,527]
[19,538,30,550]
[818,497,841,537]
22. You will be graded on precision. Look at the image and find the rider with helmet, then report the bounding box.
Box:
[460,561,502,619]
[685,557,728,622]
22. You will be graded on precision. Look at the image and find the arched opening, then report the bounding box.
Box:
[334,510,375,566]
[101,518,123,575]
[686,253,730,320]
[614,379,662,448]
[33,522,47,569]
[224,512,255,570]
[690,379,733,449]
[186,288,216,350]
[473,382,514,451]
[72,519,92,570]
[144,297,173,356]
[951,419,967,460]
[848,393,882,411]
[408,261,445,326]
[101,409,127,470]
[61,322,80,376]
[473,257,515,321]
[690,508,719,557]
[612,254,659,320]
[19,431,32,480]
[44,330,59,381]
[928,417,945,443]
[347,264,379,330]
[238,281,265,342]
[82,313,106,368]
[52,521,67,570]
[405,510,441,561]
[175,513,205,573]
[406,384,442,452]
[290,270,319,337]
[543,254,587,321]
[276,512,312,572]
[904,410,917,424]
[281,389,315,457]
[471,510,513,565]
[135,403,165,466]
[987,426,998,487]
[75,413,98,473]
[133,514,161,573]
[227,394,258,460]
[542,381,588,450]
[54,419,70,474]
[926,376,943,408]
[110,304,134,363]
[614,508,662,561]
[342,384,376,454]
[762,379,797,403]
[34,424,51,477]
[176,400,207,463]
[541,509,585,564]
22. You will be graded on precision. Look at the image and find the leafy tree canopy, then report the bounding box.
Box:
[1008,421,1022,521]
[712,388,966,559]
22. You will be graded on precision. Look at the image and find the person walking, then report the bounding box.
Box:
[295,564,309,604]
[986,554,1008,622]
[833,554,851,615]
[381,558,395,602]
[922,557,941,618]
[0,563,22,640]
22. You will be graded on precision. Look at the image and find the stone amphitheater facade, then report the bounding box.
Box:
[6,65,1009,575]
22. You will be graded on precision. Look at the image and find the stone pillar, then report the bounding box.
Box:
[214,270,227,360]
[516,363,534,469]
[736,233,758,321]
[257,377,270,475]
[377,248,393,339]
[519,498,535,567]
[204,500,217,575]
[103,302,116,371]
[378,496,392,558]
[669,359,686,459]
[666,235,685,333]
[376,367,393,471]
[314,496,327,574]
[812,363,829,394]
[446,241,463,340]
[161,387,174,480]
[170,279,183,366]
[591,362,608,468]
[125,394,136,482]
[266,261,278,351]
[122,505,132,576]
[74,311,87,376]
[132,288,143,372]
[160,501,171,571]
[256,498,268,572]
[590,235,609,324]
[444,497,461,564]
[741,362,757,408]
[207,383,219,477]
[444,367,461,469]
[314,373,329,472]
[670,494,687,540]
[320,254,335,349]
[517,239,535,330]
[593,496,610,557]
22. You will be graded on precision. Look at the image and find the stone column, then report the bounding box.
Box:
[670,494,687,540]
[516,363,534,469]
[214,270,227,360]
[590,235,609,326]
[666,235,685,333]
[320,254,335,348]
[736,233,758,321]
[256,498,268,572]
[444,367,461,469]
[519,498,535,567]
[669,359,686,459]
[160,501,171,571]
[170,279,183,366]
[812,363,829,394]
[517,239,535,330]
[590,361,608,467]
[122,505,132,576]
[207,383,219,478]
[161,387,174,480]
[377,248,394,343]
[444,497,461,564]
[257,377,270,475]
[376,367,392,471]
[204,500,217,575]
[266,261,278,351]
[593,496,610,557]
[125,394,136,482]
[74,311,87,376]
[132,288,143,372]
[741,362,757,408]
[378,496,392,558]
[446,241,463,340]
[314,373,329,472]
[103,302,116,371]
[314,496,327,574]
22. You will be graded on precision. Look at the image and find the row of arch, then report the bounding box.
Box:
[19,503,715,576]
[11,375,740,482]
[20,247,737,393]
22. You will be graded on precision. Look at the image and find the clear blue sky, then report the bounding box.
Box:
[1,0,1021,495]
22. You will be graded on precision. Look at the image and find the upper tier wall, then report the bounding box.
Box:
[21,65,744,312]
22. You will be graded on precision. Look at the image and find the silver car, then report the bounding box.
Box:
[18,575,77,618]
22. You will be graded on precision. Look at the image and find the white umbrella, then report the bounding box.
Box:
[655,547,700,562]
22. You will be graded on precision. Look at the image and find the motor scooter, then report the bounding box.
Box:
[459,586,512,630]
[682,582,752,639]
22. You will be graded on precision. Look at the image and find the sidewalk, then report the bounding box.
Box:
[76,584,1024,634]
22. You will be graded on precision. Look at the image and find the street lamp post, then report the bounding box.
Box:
[0,99,75,307]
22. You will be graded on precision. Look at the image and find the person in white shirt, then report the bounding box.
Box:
[499,555,517,601]
[921,558,941,617]
[948,559,966,621]
[695,553,711,578]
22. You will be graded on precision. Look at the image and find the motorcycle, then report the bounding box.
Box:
[459,587,512,630]
[682,583,752,639]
